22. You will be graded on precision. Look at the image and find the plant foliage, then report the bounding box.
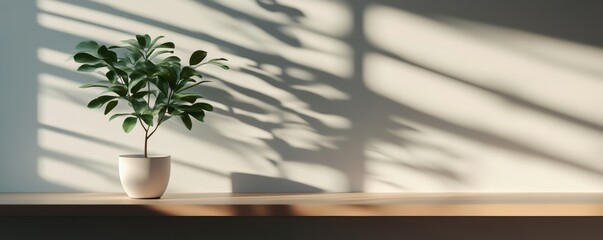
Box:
[74,34,228,157]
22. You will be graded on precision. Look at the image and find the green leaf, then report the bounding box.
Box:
[148,35,165,49]
[131,91,152,99]
[129,79,147,94]
[106,71,117,83]
[150,102,165,115]
[200,58,229,70]
[159,65,179,90]
[122,117,138,133]
[129,70,146,82]
[189,111,205,122]
[109,113,133,121]
[180,66,200,80]
[129,50,143,62]
[131,99,149,114]
[189,50,207,65]
[207,61,229,70]
[80,83,109,89]
[73,53,99,63]
[182,102,213,112]
[157,103,167,116]
[149,50,174,60]
[108,85,128,97]
[114,59,128,69]
[171,65,182,88]
[156,77,169,95]
[156,42,175,49]
[180,114,192,130]
[97,45,109,57]
[87,96,117,108]
[136,35,147,48]
[209,58,228,62]
[144,34,151,47]
[167,105,183,115]
[113,68,129,85]
[175,93,202,103]
[122,39,140,48]
[181,103,210,122]
[77,63,106,72]
[163,56,181,63]
[175,80,188,92]
[141,114,154,126]
[196,102,213,111]
[155,92,167,105]
[179,103,208,122]
[104,100,118,115]
[108,52,118,63]
[143,60,157,72]
[97,45,117,63]
[157,105,172,124]
[178,80,210,92]
[75,40,99,52]
[123,44,145,58]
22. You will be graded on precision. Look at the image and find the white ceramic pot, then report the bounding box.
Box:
[118,154,171,199]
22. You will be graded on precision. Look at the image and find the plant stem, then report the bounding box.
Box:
[109,66,127,87]
[138,118,149,157]
[146,89,172,139]
[143,49,150,158]
[144,134,148,158]
[138,118,148,131]
[147,110,165,139]
[144,49,151,110]
[147,83,151,108]
[138,48,167,157]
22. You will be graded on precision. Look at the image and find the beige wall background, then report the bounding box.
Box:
[1,0,603,192]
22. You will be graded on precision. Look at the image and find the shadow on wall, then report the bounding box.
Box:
[2,0,603,192]
[0,0,73,191]
[384,0,603,48]
[145,0,603,190]
[231,172,323,193]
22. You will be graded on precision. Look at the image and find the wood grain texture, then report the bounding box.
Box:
[2,193,603,216]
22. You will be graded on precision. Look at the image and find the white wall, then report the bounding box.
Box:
[1,0,603,192]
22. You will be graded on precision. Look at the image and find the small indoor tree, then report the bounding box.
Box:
[73,34,228,158]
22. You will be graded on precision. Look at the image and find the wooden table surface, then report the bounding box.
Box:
[2,192,603,216]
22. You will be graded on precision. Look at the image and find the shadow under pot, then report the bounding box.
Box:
[118,154,171,199]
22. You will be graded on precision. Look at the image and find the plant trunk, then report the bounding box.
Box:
[144,136,148,158]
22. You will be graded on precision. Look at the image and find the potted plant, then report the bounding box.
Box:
[73,34,228,198]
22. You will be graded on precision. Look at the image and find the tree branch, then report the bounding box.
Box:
[146,121,163,139]
[138,118,148,132]
[147,89,173,139]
